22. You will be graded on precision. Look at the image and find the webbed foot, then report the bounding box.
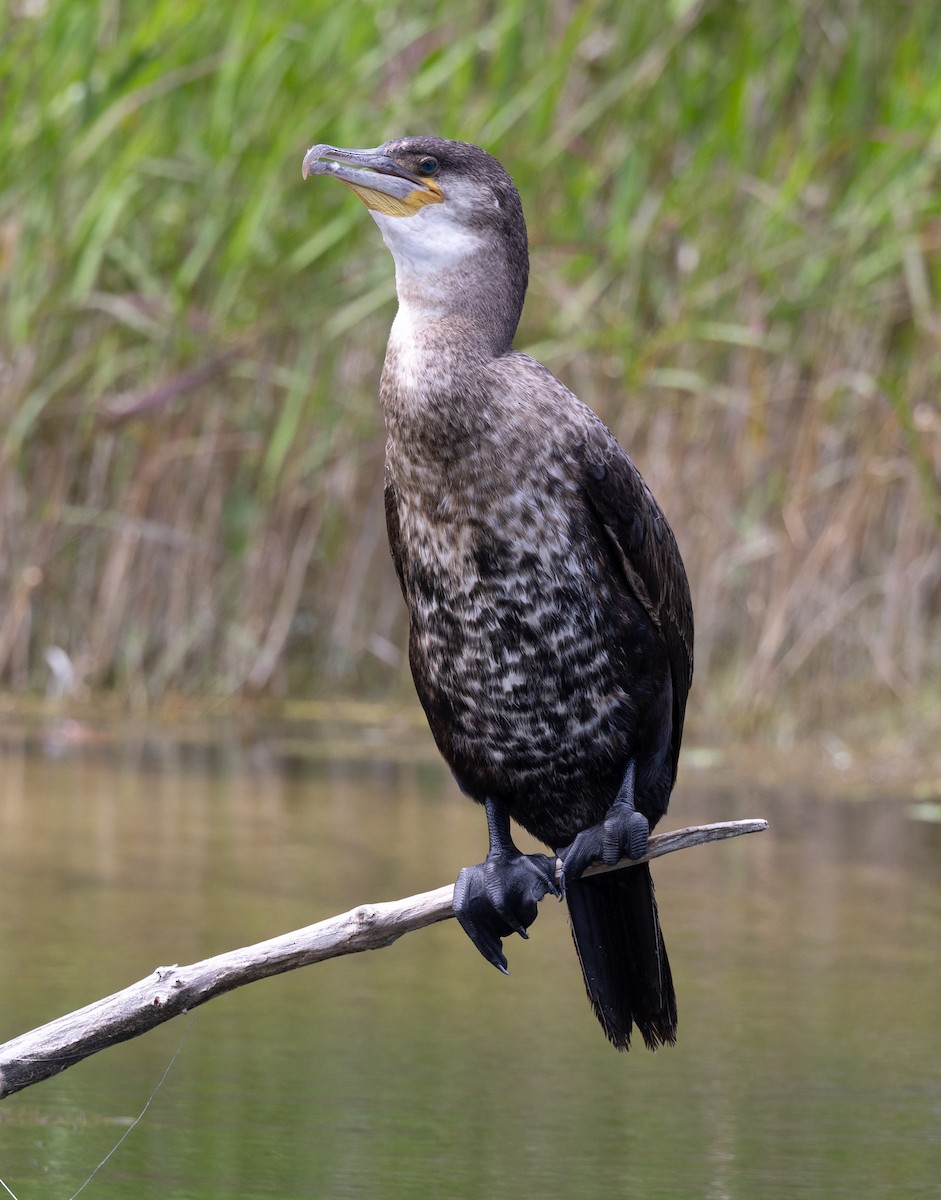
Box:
[453,795,561,972]
[453,849,560,972]
[559,760,649,883]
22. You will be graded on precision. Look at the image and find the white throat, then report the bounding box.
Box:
[372,205,483,315]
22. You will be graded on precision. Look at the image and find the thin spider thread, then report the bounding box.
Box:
[0,1014,196,1200]
[69,1016,196,1200]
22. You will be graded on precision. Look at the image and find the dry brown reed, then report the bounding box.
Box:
[1,1,939,739]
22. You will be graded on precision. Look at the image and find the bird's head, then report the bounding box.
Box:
[302,136,529,351]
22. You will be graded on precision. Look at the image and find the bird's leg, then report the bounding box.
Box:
[453,797,561,973]
[557,759,649,883]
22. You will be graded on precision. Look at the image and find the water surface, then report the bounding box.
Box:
[1,721,939,1199]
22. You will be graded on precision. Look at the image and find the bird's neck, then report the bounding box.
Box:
[375,213,528,453]
[381,300,484,423]
[386,294,493,362]
[392,270,516,355]
[373,213,524,357]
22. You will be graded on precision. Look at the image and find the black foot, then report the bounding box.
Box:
[453,796,560,973]
[559,760,649,884]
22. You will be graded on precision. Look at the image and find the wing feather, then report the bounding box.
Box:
[579,426,694,768]
[384,474,407,598]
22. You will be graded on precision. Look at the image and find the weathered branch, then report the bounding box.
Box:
[0,819,766,1099]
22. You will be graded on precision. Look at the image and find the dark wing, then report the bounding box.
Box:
[384,473,407,598]
[579,423,694,777]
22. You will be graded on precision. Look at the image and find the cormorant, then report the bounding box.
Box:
[302,136,693,1050]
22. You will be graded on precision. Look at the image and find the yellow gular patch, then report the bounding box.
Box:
[344,179,443,217]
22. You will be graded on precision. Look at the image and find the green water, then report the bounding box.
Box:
[1,723,939,1199]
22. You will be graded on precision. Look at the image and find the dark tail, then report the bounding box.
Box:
[565,864,676,1051]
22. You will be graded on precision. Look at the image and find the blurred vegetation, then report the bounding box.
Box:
[1,0,939,739]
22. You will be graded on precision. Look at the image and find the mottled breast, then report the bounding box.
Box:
[382,363,668,847]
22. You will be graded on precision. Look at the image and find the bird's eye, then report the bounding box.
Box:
[416,156,439,176]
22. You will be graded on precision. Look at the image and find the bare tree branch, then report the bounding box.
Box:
[0,819,767,1099]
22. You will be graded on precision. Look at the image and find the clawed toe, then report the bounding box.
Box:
[558,758,651,885]
[603,805,649,864]
[454,865,512,972]
[559,800,649,884]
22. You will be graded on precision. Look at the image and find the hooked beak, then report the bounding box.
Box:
[301,144,443,217]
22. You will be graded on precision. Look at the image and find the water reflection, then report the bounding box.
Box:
[1,721,939,1200]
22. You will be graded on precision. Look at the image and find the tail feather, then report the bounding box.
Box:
[565,864,676,1051]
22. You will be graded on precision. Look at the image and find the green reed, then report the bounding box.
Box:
[1,0,939,737]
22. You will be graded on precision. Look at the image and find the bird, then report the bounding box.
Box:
[302,136,693,1051]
